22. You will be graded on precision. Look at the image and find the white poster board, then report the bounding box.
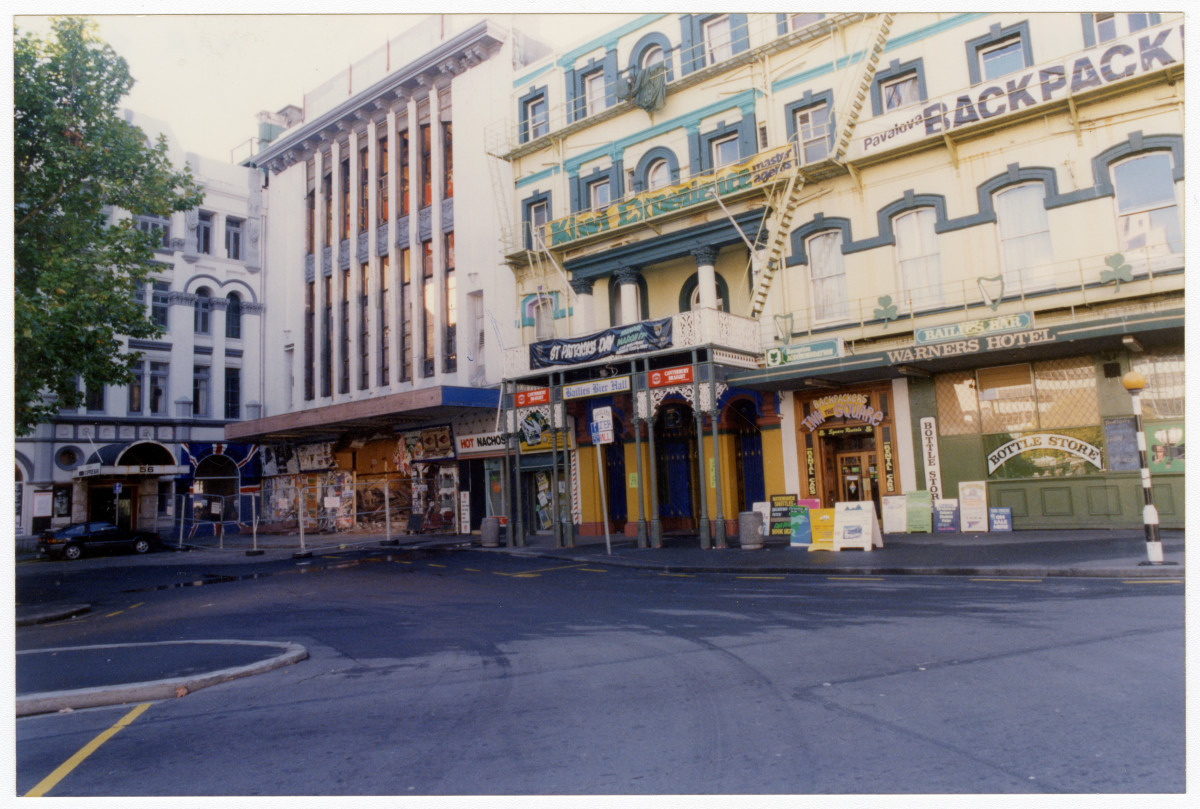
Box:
[959,481,989,532]
[882,495,907,534]
[920,417,943,501]
[832,501,883,551]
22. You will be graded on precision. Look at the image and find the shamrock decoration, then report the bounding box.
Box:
[874,295,898,327]
[1100,253,1133,293]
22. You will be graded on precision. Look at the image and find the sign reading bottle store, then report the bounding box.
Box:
[542,145,796,248]
[848,21,1183,162]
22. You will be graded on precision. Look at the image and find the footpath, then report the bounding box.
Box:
[15,527,1184,715]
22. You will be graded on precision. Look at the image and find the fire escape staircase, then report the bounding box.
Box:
[747,13,894,321]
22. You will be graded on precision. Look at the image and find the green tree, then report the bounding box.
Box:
[13,16,203,435]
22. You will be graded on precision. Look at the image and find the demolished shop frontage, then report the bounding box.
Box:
[501,330,784,550]
[731,306,1185,530]
[224,386,501,537]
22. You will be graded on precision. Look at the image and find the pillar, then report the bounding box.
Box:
[691,245,718,310]
[569,276,596,335]
[615,266,640,325]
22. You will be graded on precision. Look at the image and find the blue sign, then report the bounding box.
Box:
[530,318,672,369]
[989,507,1013,532]
[933,500,960,533]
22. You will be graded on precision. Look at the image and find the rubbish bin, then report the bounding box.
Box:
[481,516,501,547]
[738,510,764,550]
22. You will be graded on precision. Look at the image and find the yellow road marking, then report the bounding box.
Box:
[970,578,1043,583]
[826,576,884,581]
[1123,579,1183,585]
[510,573,540,578]
[578,567,607,573]
[104,611,123,618]
[25,702,152,797]
[737,576,785,580]
[464,568,480,572]
[659,572,693,578]
[128,602,144,610]
[428,563,446,568]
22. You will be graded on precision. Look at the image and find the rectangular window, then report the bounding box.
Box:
[527,199,549,248]
[197,212,213,254]
[150,362,169,415]
[422,240,435,377]
[420,124,432,209]
[711,134,740,169]
[469,290,485,382]
[1094,12,1151,43]
[583,71,606,117]
[133,280,146,310]
[340,268,350,394]
[359,262,370,390]
[322,172,333,246]
[224,367,241,420]
[1033,357,1099,430]
[704,15,734,65]
[881,74,920,111]
[400,247,412,382]
[225,217,244,261]
[193,365,209,417]
[306,189,316,254]
[1130,349,1184,419]
[398,129,410,217]
[795,103,830,164]
[442,122,453,199]
[933,371,980,436]
[379,255,390,386]
[304,281,315,400]
[996,183,1054,293]
[589,179,611,211]
[808,231,847,323]
[376,134,389,224]
[977,364,1035,434]
[443,232,456,373]
[129,365,144,414]
[894,208,943,310]
[321,276,332,397]
[358,145,369,232]
[1113,153,1182,270]
[789,13,821,31]
[137,214,171,250]
[225,295,241,340]
[85,383,104,413]
[151,281,170,328]
[340,157,351,240]
[526,95,549,140]
[979,36,1026,81]
[194,293,211,334]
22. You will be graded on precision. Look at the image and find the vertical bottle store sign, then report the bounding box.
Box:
[920,417,942,501]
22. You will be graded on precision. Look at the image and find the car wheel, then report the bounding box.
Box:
[63,544,82,561]
[133,538,152,554]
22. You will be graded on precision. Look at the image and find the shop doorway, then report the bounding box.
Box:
[730,399,765,512]
[655,402,699,533]
[604,416,628,534]
[835,451,882,517]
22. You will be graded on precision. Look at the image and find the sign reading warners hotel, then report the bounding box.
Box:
[848,21,1182,162]
[542,145,796,249]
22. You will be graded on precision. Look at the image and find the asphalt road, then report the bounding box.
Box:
[14,546,1185,796]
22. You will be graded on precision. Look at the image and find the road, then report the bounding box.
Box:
[14,546,1185,796]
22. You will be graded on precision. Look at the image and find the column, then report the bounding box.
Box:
[242,301,262,419]
[691,245,718,309]
[569,276,596,335]
[632,371,648,548]
[407,95,424,380]
[428,85,446,378]
[614,266,640,325]
[210,299,227,418]
[169,289,194,418]
[644,357,662,548]
[331,139,346,398]
[692,348,710,549]
[386,104,402,391]
[347,128,363,395]
[315,148,330,399]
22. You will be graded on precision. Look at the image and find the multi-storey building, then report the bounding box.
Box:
[228,18,548,535]
[15,111,266,539]
[495,10,1184,544]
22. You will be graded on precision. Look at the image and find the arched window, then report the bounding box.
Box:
[893,208,942,310]
[995,183,1053,293]
[194,287,211,334]
[1111,152,1182,272]
[646,158,671,190]
[641,44,665,71]
[807,231,847,323]
[225,292,242,339]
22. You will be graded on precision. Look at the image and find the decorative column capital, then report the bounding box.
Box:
[690,245,717,267]
[613,266,641,286]
[569,276,596,296]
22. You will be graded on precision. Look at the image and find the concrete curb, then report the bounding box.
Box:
[16,639,309,717]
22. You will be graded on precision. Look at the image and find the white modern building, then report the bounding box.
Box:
[14,111,266,540]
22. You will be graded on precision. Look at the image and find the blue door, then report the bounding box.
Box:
[656,404,697,531]
[737,430,765,511]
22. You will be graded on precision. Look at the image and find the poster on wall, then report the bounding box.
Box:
[1103,417,1140,472]
[882,495,907,534]
[906,490,933,533]
[833,501,883,551]
[396,426,456,475]
[809,509,836,546]
[989,507,1013,532]
[1148,422,1184,474]
[933,499,960,533]
[296,442,335,472]
[958,481,989,532]
[984,426,1105,479]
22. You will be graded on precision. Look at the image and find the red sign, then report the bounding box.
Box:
[648,365,694,388]
[515,388,550,408]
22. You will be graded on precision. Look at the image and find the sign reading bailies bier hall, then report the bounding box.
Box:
[543,145,796,248]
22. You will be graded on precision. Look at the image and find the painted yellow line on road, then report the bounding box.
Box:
[129,602,144,610]
[737,576,785,581]
[971,578,1043,583]
[659,572,694,578]
[464,567,480,572]
[428,563,446,568]
[826,576,884,581]
[510,573,541,578]
[25,702,152,797]
[1123,579,1183,585]
[104,611,123,618]
[578,567,607,573]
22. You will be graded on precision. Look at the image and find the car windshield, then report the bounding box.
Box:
[59,524,88,537]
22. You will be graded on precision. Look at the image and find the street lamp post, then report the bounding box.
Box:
[1120,371,1164,565]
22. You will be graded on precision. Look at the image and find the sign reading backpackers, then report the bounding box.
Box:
[848,21,1183,162]
[530,318,672,369]
[543,145,796,248]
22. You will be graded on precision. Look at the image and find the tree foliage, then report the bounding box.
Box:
[13,16,203,435]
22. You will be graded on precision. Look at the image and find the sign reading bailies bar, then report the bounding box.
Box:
[543,145,796,248]
[849,21,1183,162]
[530,318,672,369]
[914,312,1032,345]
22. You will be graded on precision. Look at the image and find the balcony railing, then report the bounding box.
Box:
[503,308,760,378]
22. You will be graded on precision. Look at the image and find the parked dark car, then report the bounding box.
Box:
[38,522,159,560]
